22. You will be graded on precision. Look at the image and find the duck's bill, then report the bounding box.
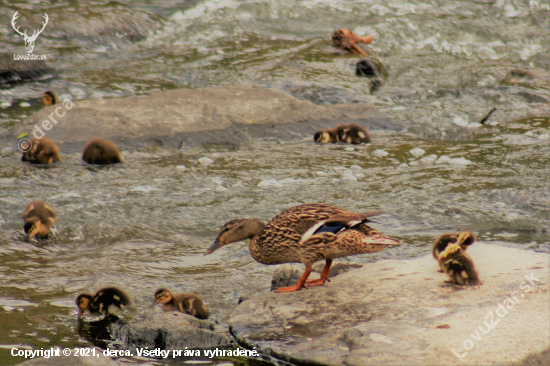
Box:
[204,239,221,255]
[370,237,402,246]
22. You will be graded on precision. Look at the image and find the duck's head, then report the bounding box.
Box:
[23,218,41,239]
[457,231,476,248]
[154,288,173,305]
[76,294,93,317]
[314,130,335,143]
[42,91,58,106]
[204,219,265,255]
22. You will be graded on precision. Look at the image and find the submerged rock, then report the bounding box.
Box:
[110,311,232,351]
[12,86,399,151]
[0,53,55,83]
[231,243,549,365]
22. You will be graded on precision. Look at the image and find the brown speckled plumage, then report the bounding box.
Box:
[206,203,401,292]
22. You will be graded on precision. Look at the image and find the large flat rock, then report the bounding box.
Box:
[229,244,549,365]
[12,86,399,150]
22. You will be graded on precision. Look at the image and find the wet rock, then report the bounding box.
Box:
[0,53,55,83]
[110,311,232,351]
[271,264,303,291]
[231,243,549,365]
[18,348,119,365]
[12,86,399,150]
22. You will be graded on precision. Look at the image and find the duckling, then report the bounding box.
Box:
[22,200,56,239]
[21,137,61,164]
[82,138,122,165]
[438,244,480,286]
[336,123,371,144]
[332,29,373,56]
[314,124,371,144]
[314,128,339,143]
[432,231,476,272]
[154,288,210,319]
[76,287,131,319]
[42,91,58,106]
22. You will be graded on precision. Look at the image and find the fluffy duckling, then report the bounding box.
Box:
[21,137,61,164]
[314,128,339,143]
[154,288,210,319]
[432,231,476,272]
[438,244,480,286]
[76,287,131,319]
[336,124,371,144]
[82,138,122,165]
[22,200,56,239]
[42,91,58,106]
[332,29,373,56]
[314,123,371,144]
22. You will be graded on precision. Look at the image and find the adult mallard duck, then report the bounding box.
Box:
[205,203,401,292]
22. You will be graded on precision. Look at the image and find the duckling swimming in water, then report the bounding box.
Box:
[438,242,480,286]
[42,91,58,106]
[432,231,476,272]
[82,138,122,165]
[314,124,371,144]
[22,200,56,239]
[154,288,210,319]
[21,137,61,164]
[76,287,131,319]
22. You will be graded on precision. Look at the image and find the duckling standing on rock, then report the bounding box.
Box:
[22,200,56,239]
[21,137,61,164]
[336,123,371,144]
[205,203,401,293]
[76,287,131,319]
[42,91,58,106]
[438,241,480,286]
[314,124,371,144]
[432,231,476,272]
[82,138,122,165]
[154,288,210,319]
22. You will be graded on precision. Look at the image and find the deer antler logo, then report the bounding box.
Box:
[11,11,49,54]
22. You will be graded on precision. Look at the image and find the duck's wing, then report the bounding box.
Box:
[269,204,364,233]
[300,211,385,244]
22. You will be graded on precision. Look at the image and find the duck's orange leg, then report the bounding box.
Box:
[305,259,332,287]
[275,266,312,293]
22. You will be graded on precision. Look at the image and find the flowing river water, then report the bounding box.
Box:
[0,0,549,365]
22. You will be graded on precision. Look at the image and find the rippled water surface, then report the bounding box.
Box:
[1,0,550,365]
